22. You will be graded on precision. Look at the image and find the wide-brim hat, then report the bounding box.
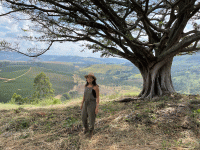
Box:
[84,72,97,80]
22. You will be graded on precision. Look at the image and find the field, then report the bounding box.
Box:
[1,59,200,104]
[0,64,76,103]
[0,93,199,149]
[78,64,142,87]
[0,61,143,103]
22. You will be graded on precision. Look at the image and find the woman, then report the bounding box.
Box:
[80,72,99,139]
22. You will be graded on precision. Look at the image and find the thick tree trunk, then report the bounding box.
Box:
[138,58,175,99]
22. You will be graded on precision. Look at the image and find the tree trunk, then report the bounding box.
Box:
[138,58,175,99]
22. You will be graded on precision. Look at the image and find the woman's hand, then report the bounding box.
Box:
[95,107,99,114]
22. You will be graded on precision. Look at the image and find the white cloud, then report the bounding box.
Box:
[0,5,5,14]
[0,31,6,36]
[11,23,19,33]
[0,7,122,59]
[44,41,102,58]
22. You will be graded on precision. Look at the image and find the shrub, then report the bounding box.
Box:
[69,90,79,98]
[60,96,67,101]
[63,92,71,100]
[52,98,62,104]
[30,98,40,105]
[9,98,16,104]
[108,93,120,100]
[34,97,62,106]
[10,93,29,105]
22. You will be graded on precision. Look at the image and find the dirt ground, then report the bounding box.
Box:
[0,94,200,150]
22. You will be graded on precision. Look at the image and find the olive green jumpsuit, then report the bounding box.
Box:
[81,86,96,132]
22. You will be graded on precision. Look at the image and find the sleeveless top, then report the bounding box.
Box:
[84,85,96,102]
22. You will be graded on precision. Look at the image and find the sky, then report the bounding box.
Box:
[0,2,199,59]
[0,5,104,58]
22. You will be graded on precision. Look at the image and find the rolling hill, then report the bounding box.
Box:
[1,51,200,103]
[0,63,77,103]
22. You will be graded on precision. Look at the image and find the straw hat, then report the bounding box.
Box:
[84,72,97,80]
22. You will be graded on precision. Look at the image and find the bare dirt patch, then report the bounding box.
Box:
[54,95,62,99]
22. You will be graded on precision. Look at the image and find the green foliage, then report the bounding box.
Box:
[0,63,76,103]
[10,93,29,105]
[0,65,34,102]
[34,62,77,73]
[60,96,67,101]
[69,91,79,99]
[79,64,141,87]
[194,109,200,114]
[12,117,30,131]
[108,94,121,100]
[52,98,62,105]
[63,117,78,128]
[33,72,54,99]
[172,70,200,94]
[33,98,62,106]
[62,92,71,100]
[80,64,133,74]
[2,54,200,104]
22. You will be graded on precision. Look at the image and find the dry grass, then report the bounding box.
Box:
[0,94,200,150]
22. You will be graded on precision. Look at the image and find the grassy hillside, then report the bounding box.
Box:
[34,62,78,73]
[78,64,142,87]
[0,93,199,149]
[172,57,200,95]
[0,64,76,103]
[80,64,133,74]
[0,61,142,103]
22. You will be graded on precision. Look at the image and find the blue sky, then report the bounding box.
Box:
[0,2,199,59]
[0,5,104,58]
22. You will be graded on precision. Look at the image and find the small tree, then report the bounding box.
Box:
[33,72,54,99]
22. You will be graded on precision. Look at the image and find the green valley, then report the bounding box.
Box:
[0,62,77,103]
[1,53,200,103]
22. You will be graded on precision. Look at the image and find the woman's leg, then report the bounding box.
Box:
[81,102,88,133]
[87,101,96,132]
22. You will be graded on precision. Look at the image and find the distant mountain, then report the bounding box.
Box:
[0,51,31,61]
[1,51,200,66]
[173,52,200,64]
[0,51,130,64]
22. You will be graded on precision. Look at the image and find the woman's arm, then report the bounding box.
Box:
[80,95,85,110]
[95,86,100,114]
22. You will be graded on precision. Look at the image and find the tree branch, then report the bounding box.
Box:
[158,32,200,61]
[182,30,199,37]
[0,41,54,57]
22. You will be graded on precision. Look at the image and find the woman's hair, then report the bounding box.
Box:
[85,77,99,87]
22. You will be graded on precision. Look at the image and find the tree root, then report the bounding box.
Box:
[115,97,143,103]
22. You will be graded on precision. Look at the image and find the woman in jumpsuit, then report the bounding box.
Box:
[80,73,99,139]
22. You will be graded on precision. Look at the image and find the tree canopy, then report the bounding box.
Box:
[0,0,200,98]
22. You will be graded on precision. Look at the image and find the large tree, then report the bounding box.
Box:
[0,0,200,98]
